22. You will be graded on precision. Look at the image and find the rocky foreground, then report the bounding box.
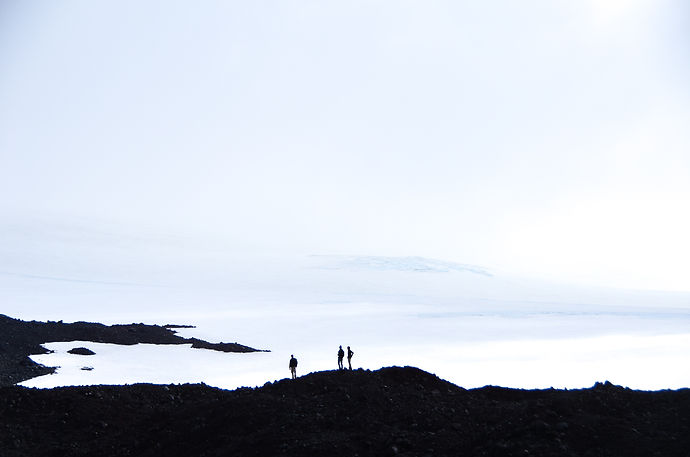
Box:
[1,314,688,456]
[0,367,688,456]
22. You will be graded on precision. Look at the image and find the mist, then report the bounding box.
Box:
[2,1,690,290]
[1,1,690,390]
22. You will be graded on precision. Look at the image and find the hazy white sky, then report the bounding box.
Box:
[1,1,689,291]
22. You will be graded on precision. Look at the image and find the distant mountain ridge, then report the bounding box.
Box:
[310,255,493,276]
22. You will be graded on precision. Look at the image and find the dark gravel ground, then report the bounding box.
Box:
[1,314,688,456]
[0,314,262,386]
[0,367,688,457]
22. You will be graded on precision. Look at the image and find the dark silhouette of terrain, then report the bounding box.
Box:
[0,367,688,456]
[67,347,96,356]
[1,314,689,456]
[0,314,263,386]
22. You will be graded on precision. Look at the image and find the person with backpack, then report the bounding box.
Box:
[289,354,298,379]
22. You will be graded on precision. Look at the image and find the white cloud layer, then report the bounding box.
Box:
[1,1,689,291]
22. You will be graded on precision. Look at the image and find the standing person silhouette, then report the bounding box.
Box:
[337,345,344,370]
[347,346,354,370]
[289,354,298,379]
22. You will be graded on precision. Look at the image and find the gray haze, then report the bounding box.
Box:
[2,1,690,291]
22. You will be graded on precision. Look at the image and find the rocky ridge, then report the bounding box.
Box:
[0,314,262,386]
[0,314,688,456]
[0,367,688,456]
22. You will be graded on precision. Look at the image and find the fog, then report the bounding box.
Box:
[2,1,690,388]
[4,222,690,390]
[2,1,690,290]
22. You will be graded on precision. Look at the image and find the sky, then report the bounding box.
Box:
[1,0,690,292]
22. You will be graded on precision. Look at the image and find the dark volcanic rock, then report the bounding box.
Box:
[68,347,96,355]
[188,337,258,353]
[0,314,263,386]
[0,367,688,457]
[1,315,688,456]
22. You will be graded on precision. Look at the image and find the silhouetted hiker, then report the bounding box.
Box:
[289,354,298,379]
[347,346,354,370]
[337,345,344,370]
